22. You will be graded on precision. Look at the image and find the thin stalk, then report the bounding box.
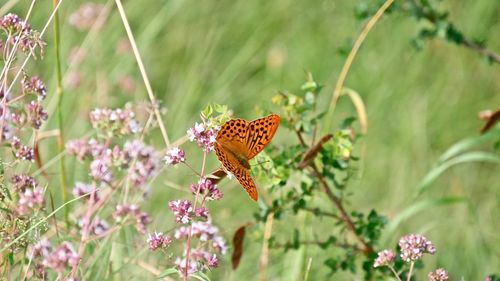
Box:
[114,0,170,147]
[406,262,414,281]
[388,265,403,281]
[52,0,68,226]
[184,151,207,279]
[325,0,394,131]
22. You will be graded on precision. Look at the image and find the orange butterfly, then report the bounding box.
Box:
[214,114,280,201]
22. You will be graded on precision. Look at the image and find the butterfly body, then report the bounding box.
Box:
[214,114,280,201]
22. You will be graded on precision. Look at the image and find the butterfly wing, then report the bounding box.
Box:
[214,142,258,201]
[245,114,280,159]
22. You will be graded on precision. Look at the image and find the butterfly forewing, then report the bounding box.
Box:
[245,114,280,159]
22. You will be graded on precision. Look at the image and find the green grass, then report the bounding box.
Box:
[4,0,500,279]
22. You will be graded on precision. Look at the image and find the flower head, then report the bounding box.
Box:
[190,178,223,200]
[147,232,172,251]
[17,187,44,215]
[373,249,396,268]
[187,123,218,152]
[25,101,48,129]
[428,268,449,281]
[169,200,193,224]
[22,75,47,100]
[398,234,436,262]
[43,242,79,273]
[164,147,185,165]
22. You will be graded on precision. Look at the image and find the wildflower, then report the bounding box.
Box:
[0,14,44,56]
[89,107,140,136]
[69,3,105,31]
[398,234,436,262]
[17,187,44,215]
[169,200,193,224]
[428,268,449,281]
[373,249,396,268]
[195,207,209,220]
[187,123,217,152]
[122,140,160,187]
[27,239,51,259]
[72,182,100,201]
[90,158,112,183]
[174,221,227,254]
[22,75,47,100]
[206,253,219,268]
[164,147,185,165]
[79,217,109,236]
[190,178,223,200]
[11,137,34,161]
[147,232,172,251]
[66,139,90,161]
[113,204,152,233]
[43,242,79,273]
[11,174,38,191]
[175,257,198,277]
[25,101,48,129]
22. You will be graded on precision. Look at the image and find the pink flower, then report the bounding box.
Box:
[428,268,449,281]
[25,101,48,129]
[11,174,37,191]
[147,232,172,251]
[169,200,193,224]
[164,147,185,165]
[22,75,47,100]
[89,107,140,136]
[17,187,44,215]
[113,204,151,233]
[373,249,396,267]
[27,239,51,259]
[43,242,79,273]
[190,178,223,200]
[398,234,436,262]
[187,123,218,152]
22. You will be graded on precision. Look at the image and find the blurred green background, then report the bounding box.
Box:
[7,0,499,279]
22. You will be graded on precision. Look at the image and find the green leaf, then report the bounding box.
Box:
[416,151,500,196]
[157,268,178,278]
[438,129,500,162]
[192,271,211,281]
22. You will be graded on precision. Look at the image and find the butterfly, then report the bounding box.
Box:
[214,114,280,201]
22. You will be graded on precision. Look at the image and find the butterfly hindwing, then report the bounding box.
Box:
[245,114,280,159]
[213,142,258,201]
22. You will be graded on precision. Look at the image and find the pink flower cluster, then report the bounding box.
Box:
[89,107,140,136]
[113,204,152,234]
[190,178,223,200]
[11,136,34,161]
[398,234,436,262]
[428,268,449,281]
[25,100,48,129]
[0,13,44,56]
[187,123,218,152]
[168,200,209,224]
[72,182,100,201]
[164,147,185,165]
[66,138,160,187]
[172,221,226,277]
[17,186,44,215]
[22,75,47,101]
[27,240,80,277]
[147,232,172,251]
[373,249,396,268]
[11,174,37,191]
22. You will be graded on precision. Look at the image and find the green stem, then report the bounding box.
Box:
[52,0,69,226]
